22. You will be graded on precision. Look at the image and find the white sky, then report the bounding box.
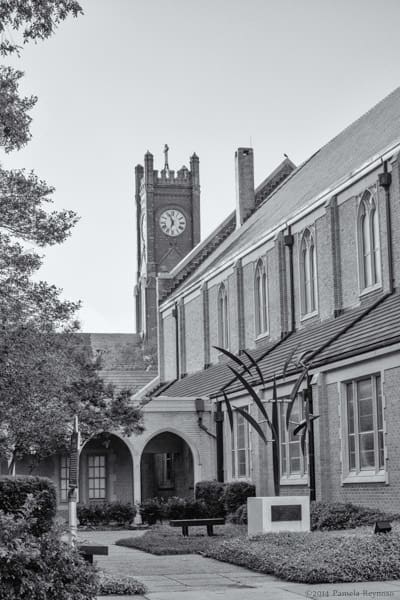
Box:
[2,0,400,332]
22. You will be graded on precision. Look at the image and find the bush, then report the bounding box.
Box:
[0,476,56,536]
[0,497,98,599]
[222,481,255,514]
[139,497,164,525]
[162,496,206,520]
[195,480,226,517]
[204,529,400,583]
[98,572,146,595]
[310,501,399,531]
[77,502,136,527]
[228,502,247,525]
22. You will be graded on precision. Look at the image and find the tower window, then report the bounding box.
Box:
[254,259,268,336]
[217,283,229,349]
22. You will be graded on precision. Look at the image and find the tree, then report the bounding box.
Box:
[0,0,83,56]
[0,326,144,473]
[0,1,145,472]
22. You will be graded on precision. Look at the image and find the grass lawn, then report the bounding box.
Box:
[115,522,246,555]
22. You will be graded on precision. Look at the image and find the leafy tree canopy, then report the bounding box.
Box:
[0,0,83,56]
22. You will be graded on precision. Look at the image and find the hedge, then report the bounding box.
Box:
[0,476,56,536]
[195,480,225,517]
[77,502,136,527]
[222,481,255,514]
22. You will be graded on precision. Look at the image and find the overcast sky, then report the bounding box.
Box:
[2,0,400,332]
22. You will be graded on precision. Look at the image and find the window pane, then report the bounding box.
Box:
[347,384,354,433]
[348,435,356,471]
[359,432,375,469]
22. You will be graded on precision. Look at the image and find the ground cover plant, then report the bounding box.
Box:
[115,522,246,555]
[203,529,400,583]
[98,572,147,596]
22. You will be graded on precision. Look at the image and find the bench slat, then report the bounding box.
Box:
[169,518,225,526]
[78,545,109,556]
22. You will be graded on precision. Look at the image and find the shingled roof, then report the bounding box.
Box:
[157,292,400,399]
[164,87,400,294]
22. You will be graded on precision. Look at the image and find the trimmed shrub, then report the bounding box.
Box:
[0,497,98,599]
[163,496,206,520]
[139,497,164,525]
[0,476,56,536]
[310,501,399,531]
[195,480,226,517]
[77,502,136,527]
[222,481,255,514]
[228,502,247,525]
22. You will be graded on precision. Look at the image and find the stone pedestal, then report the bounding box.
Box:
[247,496,310,535]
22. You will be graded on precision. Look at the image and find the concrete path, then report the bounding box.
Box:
[79,529,400,600]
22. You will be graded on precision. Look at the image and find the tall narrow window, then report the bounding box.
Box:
[300,229,317,315]
[60,455,70,502]
[231,407,251,478]
[255,260,268,335]
[155,452,174,489]
[88,455,106,500]
[217,283,229,349]
[279,396,307,478]
[345,374,384,475]
[358,191,381,290]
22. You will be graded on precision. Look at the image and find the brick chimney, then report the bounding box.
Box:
[235,148,255,227]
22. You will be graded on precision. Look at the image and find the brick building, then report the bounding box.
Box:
[5,88,400,514]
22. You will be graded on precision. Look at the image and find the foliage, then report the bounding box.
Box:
[77,502,136,527]
[195,480,226,517]
[0,0,83,56]
[204,529,400,583]
[115,523,245,556]
[162,496,206,520]
[139,497,164,525]
[0,66,37,151]
[0,475,56,536]
[0,331,144,470]
[0,496,98,599]
[98,572,146,596]
[227,502,248,525]
[310,501,399,531]
[222,481,255,514]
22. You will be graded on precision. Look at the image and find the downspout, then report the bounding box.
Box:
[215,401,224,482]
[172,302,180,379]
[284,227,296,332]
[195,398,216,439]
[379,163,394,293]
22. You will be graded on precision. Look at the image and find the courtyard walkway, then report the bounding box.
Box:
[79,529,400,600]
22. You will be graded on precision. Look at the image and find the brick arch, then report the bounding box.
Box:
[138,427,201,484]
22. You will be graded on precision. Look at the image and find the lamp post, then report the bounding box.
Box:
[68,415,80,546]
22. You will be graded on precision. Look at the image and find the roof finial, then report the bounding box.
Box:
[164,144,169,172]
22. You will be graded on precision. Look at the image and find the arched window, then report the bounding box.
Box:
[217,283,229,349]
[254,259,268,335]
[300,229,317,316]
[358,191,381,289]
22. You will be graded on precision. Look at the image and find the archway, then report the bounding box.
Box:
[140,432,194,500]
[79,433,133,504]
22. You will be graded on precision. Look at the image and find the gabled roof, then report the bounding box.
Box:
[101,369,158,394]
[157,292,400,399]
[160,158,296,300]
[163,87,400,295]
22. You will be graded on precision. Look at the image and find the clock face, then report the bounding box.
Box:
[159,209,186,237]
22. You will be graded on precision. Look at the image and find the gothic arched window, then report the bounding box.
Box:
[300,229,317,316]
[217,283,229,349]
[254,259,268,335]
[358,191,381,290]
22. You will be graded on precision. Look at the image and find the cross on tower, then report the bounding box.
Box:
[164,144,169,172]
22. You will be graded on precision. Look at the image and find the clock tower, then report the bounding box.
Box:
[134,148,200,348]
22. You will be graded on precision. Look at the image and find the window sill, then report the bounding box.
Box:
[342,472,386,485]
[300,310,319,323]
[280,475,308,486]
[359,283,382,298]
[255,331,269,342]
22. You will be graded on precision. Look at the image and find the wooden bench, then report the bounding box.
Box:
[78,544,108,564]
[169,518,225,537]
